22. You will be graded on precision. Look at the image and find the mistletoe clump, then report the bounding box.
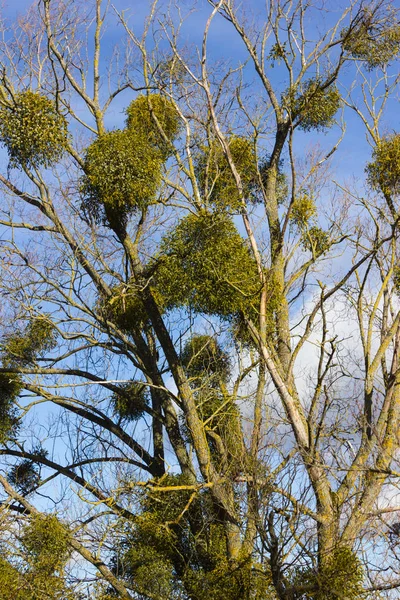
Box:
[3,317,58,366]
[179,335,242,466]
[121,543,176,599]
[111,381,149,421]
[0,557,24,600]
[0,317,57,444]
[290,193,317,227]
[285,79,341,131]
[21,514,73,599]
[301,226,331,257]
[116,474,274,600]
[393,265,400,293]
[115,474,194,598]
[99,282,148,333]
[342,11,400,70]
[195,136,259,210]
[153,56,188,89]
[180,334,231,384]
[295,547,364,599]
[366,134,400,197]
[184,550,274,600]
[81,94,180,232]
[0,91,68,169]
[7,446,47,495]
[23,514,71,575]
[198,388,244,470]
[8,459,40,496]
[0,372,21,444]
[156,212,260,318]
[99,281,165,334]
[126,93,181,159]
[81,129,163,232]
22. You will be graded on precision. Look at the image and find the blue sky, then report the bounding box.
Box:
[3,0,398,179]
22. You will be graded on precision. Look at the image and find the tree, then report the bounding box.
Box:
[0,0,399,597]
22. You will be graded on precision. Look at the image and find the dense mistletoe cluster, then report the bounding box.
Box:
[295,547,364,599]
[23,514,71,573]
[290,193,317,227]
[126,93,181,159]
[111,381,149,421]
[8,459,40,496]
[0,372,21,444]
[81,130,163,232]
[180,334,231,385]
[0,91,68,169]
[4,317,58,366]
[366,133,400,197]
[0,317,57,443]
[301,226,331,257]
[284,79,341,131]
[98,280,165,333]
[81,94,181,233]
[107,474,274,600]
[288,194,331,256]
[156,211,261,318]
[343,13,400,70]
[0,514,73,600]
[195,136,259,210]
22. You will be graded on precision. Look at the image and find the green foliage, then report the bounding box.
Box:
[232,264,284,348]
[342,12,400,70]
[295,547,364,599]
[0,372,21,407]
[0,556,24,600]
[301,226,331,257]
[180,334,231,384]
[195,136,259,209]
[0,318,52,444]
[156,211,260,318]
[23,514,71,575]
[111,381,149,421]
[126,93,181,159]
[115,474,275,600]
[81,94,180,233]
[393,265,400,293]
[178,336,244,470]
[99,282,149,333]
[0,372,21,444]
[93,590,119,600]
[290,194,317,227]
[141,473,195,523]
[121,544,176,599]
[0,514,75,600]
[268,42,287,63]
[184,553,274,600]
[366,134,400,197]
[0,552,76,600]
[81,129,163,232]
[98,280,165,334]
[0,91,68,169]
[115,474,192,598]
[7,446,47,495]
[284,79,341,131]
[198,388,244,472]
[3,317,57,366]
[8,460,40,495]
